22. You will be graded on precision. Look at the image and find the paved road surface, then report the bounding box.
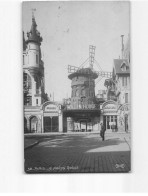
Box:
[24,133,131,173]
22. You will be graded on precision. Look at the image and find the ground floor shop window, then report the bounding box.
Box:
[103,115,117,131]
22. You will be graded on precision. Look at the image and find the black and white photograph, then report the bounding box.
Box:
[23,1,131,173]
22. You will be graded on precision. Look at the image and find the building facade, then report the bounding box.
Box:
[23,15,130,134]
[63,68,101,132]
[103,35,130,132]
[23,15,63,133]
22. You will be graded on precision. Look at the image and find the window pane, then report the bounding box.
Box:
[125,93,128,103]
[125,77,127,86]
[36,55,38,64]
[122,77,124,86]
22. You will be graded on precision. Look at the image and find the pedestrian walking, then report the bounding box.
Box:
[100,123,106,141]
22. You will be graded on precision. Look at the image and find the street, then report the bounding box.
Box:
[24,132,131,173]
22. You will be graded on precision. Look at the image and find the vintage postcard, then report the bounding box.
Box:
[23,1,131,173]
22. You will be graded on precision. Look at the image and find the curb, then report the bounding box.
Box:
[25,141,39,150]
[124,137,131,150]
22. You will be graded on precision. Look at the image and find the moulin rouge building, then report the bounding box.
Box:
[23,14,130,134]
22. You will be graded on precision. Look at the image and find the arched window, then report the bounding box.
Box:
[23,73,32,89]
[75,89,79,97]
[72,89,75,97]
[81,89,85,96]
[34,76,40,94]
[36,54,38,64]
[30,116,38,133]
[121,62,127,71]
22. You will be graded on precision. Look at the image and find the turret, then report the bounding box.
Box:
[26,13,42,45]
[25,13,42,69]
[23,12,47,106]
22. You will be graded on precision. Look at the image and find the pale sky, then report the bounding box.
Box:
[23,1,129,101]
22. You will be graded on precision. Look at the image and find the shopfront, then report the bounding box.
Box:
[42,101,63,132]
[63,109,100,132]
[102,101,118,132]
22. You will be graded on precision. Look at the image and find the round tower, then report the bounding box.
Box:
[23,13,47,106]
[25,14,43,70]
[68,68,98,109]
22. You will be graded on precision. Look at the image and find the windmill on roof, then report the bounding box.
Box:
[67,45,112,109]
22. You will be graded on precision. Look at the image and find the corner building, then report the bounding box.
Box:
[103,35,130,132]
[23,15,62,133]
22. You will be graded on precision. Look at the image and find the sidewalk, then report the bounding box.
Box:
[24,130,131,137]
[24,139,39,149]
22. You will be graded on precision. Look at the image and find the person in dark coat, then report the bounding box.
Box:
[100,123,106,141]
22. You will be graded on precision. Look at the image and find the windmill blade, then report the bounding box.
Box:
[95,76,103,85]
[89,45,96,69]
[67,45,112,80]
[68,58,89,74]
[78,57,89,69]
[96,71,112,78]
[94,59,103,71]
[68,65,79,73]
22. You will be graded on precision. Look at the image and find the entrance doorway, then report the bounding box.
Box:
[80,121,87,132]
[30,116,38,133]
[103,115,117,131]
[44,116,59,132]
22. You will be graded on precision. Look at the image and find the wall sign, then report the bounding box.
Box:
[103,102,117,114]
[44,104,58,113]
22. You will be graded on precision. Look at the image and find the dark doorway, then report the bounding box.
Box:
[80,121,87,132]
[44,116,59,132]
[30,116,38,133]
[24,117,28,133]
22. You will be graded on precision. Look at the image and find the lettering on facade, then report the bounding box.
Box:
[67,104,98,110]
[104,106,116,109]
[103,103,117,113]
[46,107,56,110]
[44,104,58,112]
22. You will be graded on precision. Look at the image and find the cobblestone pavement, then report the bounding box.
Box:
[24,133,131,173]
[24,139,38,149]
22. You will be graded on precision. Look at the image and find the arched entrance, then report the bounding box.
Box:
[102,101,118,132]
[30,116,38,133]
[42,101,63,133]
